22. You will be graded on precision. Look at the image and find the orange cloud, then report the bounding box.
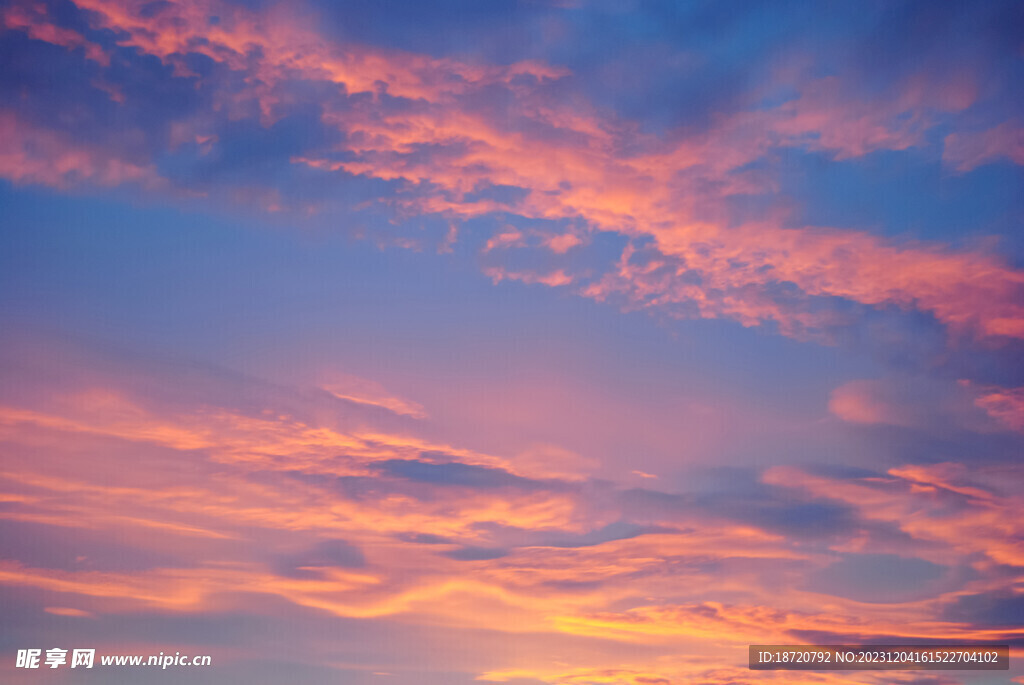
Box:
[763,463,1024,568]
[0,349,1020,685]
[320,373,427,419]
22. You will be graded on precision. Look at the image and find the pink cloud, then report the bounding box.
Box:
[0,339,1020,682]
[320,372,427,419]
[2,0,109,65]
[0,111,161,189]
[769,72,976,159]
[829,380,910,426]
[827,377,1012,432]
[971,383,1024,432]
[944,120,1024,171]
[763,462,1024,567]
[484,266,574,287]
[5,0,1023,345]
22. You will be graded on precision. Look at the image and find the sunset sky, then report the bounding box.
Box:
[1,0,1023,683]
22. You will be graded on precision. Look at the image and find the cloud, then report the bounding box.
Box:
[271,539,367,578]
[827,377,1001,432]
[0,337,1021,680]
[0,111,161,189]
[1,0,1022,347]
[1,0,108,65]
[484,266,574,287]
[372,459,551,491]
[804,553,950,604]
[944,120,1024,172]
[441,546,510,561]
[766,72,976,159]
[619,481,868,543]
[320,373,427,419]
[971,383,1024,432]
[763,462,1024,567]
[941,590,1024,628]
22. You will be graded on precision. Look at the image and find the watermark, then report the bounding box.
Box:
[749,645,1009,670]
[16,649,211,670]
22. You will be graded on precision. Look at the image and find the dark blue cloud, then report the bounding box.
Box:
[0,520,185,572]
[463,182,531,207]
[537,520,666,548]
[438,544,509,561]
[747,501,859,538]
[468,520,670,551]
[620,477,865,542]
[395,532,451,545]
[942,591,1024,627]
[270,539,366,578]
[372,458,548,490]
[806,553,949,603]
[440,546,509,561]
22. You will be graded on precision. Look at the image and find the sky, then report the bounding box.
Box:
[0,0,1023,683]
